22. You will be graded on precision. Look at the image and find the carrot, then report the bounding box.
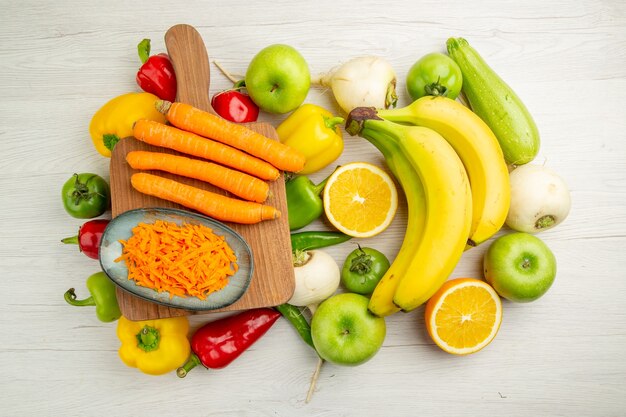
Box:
[131,173,280,224]
[133,119,280,181]
[126,151,270,203]
[157,100,306,173]
[115,219,238,299]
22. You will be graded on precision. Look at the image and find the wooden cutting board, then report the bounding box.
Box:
[109,24,295,321]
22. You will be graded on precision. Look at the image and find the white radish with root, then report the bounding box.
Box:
[289,250,340,308]
[312,56,398,114]
[288,249,340,403]
[506,164,571,233]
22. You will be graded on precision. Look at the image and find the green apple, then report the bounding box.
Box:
[245,44,310,114]
[311,293,386,366]
[484,232,557,302]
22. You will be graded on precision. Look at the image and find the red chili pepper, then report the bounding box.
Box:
[61,219,110,259]
[211,80,259,123]
[136,39,177,102]
[177,308,280,377]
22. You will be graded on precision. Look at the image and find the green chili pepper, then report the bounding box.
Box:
[290,231,352,252]
[275,303,315,350]
[64,271,121,322]
[285,175,330,231]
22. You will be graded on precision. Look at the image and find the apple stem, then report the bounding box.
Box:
[306,357,324,403]
[213,60,244,84]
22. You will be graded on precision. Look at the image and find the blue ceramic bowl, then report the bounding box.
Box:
[99,207,253,311]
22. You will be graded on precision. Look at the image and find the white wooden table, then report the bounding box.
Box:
[2,1,625,416]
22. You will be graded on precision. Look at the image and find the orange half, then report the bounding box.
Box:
[425,278,502,355]
[322,162,398,238]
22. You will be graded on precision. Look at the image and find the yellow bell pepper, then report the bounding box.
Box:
[117,316,190,376]
[89,92,166,157]
[276,104,344,175]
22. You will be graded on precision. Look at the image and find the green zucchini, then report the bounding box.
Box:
[447,37,540,165]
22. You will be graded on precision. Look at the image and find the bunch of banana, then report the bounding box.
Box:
[378,96,510,248]
[352,119,428,316]
[346,109,472,314]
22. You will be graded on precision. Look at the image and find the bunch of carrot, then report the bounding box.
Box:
[128,100,306,224]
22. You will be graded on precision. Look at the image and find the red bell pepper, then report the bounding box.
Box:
[136,39,177,102]
[61,219,109,259]
[211,62,260,123]
[177,308,280,377]
[211,80,259,123]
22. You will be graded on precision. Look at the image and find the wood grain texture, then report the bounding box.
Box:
[165,24,213,112]
[1,0,626,416]
[111,24,294,320]
[110,131,295,320]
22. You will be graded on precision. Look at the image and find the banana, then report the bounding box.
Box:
[345,111,471,313]
[355,124,427,317]
[378,96,510,248]
[391,124,472,311]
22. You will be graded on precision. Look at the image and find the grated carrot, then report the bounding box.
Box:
[115,220,238,300]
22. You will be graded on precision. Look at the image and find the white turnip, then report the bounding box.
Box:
[288,250,340,311]
[506,164,571,233]
[313,56,397,114]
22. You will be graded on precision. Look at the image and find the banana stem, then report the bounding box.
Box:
[346,107,406,145]
[345,107,407,166]
[345,107,380,136]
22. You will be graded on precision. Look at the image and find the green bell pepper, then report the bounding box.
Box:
[64,272,121,322]
[285,175,330,230]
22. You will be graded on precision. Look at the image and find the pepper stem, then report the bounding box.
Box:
[61,235,79,245]
[103,134,120,151]
[323,116,345,131]
[233,79,247,89]
[137,39,151,64]
[312,175,330,196]
[64,288,96,307]
[136,325,160,352]
[177,354,202,378]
